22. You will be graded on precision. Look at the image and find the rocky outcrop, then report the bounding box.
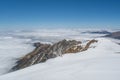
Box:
[10,39,98,72]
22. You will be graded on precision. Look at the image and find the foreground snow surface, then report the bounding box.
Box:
[0,38,120,80]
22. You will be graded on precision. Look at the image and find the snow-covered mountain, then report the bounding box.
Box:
[0,29,120,80]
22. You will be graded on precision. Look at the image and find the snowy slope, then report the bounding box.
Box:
[0,29,120,80]
[0,38,120,80]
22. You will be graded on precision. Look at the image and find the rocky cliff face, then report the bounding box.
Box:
[10,39,98,72]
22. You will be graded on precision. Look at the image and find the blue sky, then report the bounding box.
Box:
[0,0,120,29]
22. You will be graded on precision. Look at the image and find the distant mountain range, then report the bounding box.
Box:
[82,30,111,34]
[82,30,120,40]
[105,31,120,39]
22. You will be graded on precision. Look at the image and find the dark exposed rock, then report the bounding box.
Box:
[10,39,98,72]
[33,42,42,48]
[81,39,98,51]
[65,39,98,53]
